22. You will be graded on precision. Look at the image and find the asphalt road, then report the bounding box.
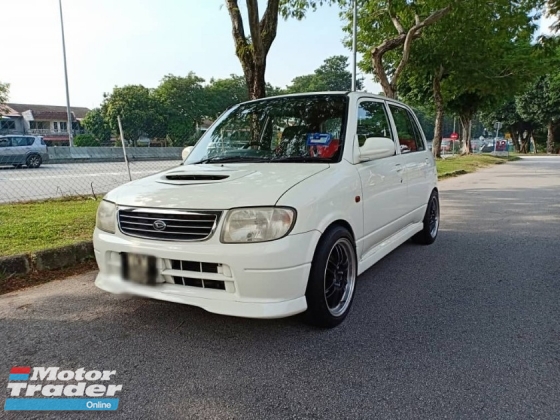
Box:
[2,156,560,419]
[0,161,180,203]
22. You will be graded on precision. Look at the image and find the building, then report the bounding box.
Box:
[0,103,91,146]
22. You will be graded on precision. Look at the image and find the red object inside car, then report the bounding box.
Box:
[309,139,340,158]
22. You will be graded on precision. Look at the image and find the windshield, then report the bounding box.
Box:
[185,94,349,165]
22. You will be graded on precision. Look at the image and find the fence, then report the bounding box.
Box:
[0,143,184,203]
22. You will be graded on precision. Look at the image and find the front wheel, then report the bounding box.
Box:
[412,190,440,245]
[303,226,357,328]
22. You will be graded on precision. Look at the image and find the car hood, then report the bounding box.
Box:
[105,162,330,209]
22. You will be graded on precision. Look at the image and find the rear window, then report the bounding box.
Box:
[27,137,36,146]
[40,137,46,145]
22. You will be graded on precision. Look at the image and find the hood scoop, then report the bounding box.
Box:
[156,166,257,185]
[165,174,229,181]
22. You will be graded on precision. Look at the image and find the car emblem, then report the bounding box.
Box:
[153,220,167,231]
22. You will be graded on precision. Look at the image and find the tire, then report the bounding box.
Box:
[26,154,42,168]
[303,225,357,328]
[412,190,440,245]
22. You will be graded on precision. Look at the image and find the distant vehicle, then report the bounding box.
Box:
[470,138,483,153]
[441,138,461,153]
[0,135,49,168]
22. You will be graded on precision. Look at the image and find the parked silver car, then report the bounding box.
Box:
[0,135,49,168]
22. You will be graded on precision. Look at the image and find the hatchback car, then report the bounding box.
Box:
[93,92,439,328]
[0,135,48,168]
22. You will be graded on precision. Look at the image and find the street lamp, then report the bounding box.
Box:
[58,0,73,147]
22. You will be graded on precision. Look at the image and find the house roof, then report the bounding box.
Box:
[5,103,91,120]
[0,105,23,118]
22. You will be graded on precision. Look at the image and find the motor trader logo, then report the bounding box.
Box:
[4,366,122,411]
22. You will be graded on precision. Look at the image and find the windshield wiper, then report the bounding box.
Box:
[269,156,332,163]
[190,156,271,165]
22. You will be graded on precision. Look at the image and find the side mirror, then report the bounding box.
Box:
[182,146,194,160]
[359,137,395,161]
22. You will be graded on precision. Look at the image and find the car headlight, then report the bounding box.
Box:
[96,200,116,234]
[221,207,296,243]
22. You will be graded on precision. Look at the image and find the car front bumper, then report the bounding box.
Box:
[93,228,322,319]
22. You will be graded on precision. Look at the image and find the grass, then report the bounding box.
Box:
[0,153,520,258]
[0,197,101,257]
[436,153,520,179]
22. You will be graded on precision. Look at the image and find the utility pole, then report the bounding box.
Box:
[59,0,73,147]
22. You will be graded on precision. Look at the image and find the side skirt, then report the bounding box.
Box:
[357,222,424,276]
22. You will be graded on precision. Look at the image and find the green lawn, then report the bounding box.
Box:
[436,153,520,178]
[0,154,520,258]
[0,198,101,257]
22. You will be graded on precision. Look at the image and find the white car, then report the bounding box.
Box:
[93,92,439,328]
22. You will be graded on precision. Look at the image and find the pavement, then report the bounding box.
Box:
[0,161,179,203]
[1,156,560,419]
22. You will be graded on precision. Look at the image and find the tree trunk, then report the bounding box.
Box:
[509,125,520,152]
[546,121,555,154]
[432,67,444,158]
[226,0,279,101]
[520,136,528,153]
[244,62,267,100]
[459,115,472,155]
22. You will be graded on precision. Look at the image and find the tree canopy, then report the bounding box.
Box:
[286,55,363,93]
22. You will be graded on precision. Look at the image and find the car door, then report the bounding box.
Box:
[0,136,13,165]
[10,136,29,165]
[355,99,408,257]
[387,103,433,224]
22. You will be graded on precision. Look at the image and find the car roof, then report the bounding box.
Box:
[235,91,408,107]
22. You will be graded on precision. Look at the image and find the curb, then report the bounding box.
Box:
[0,241,94,280]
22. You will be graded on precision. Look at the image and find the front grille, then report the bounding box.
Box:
[118,208,221,241]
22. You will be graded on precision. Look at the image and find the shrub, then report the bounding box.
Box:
[74,134,101,147]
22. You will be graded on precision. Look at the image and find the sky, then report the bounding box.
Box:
[0,0,556,109]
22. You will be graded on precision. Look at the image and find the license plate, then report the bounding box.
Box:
[121,253,157,286]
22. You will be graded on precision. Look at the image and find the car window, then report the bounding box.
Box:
[388,105,425,153]
[26,137,36,146]
[0,137,11,147]
[357,101,393,147]
[11,137,28,147]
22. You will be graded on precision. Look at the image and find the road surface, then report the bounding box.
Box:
[2,156,560,419]
[0,161,180,203]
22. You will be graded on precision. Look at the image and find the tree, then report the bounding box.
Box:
[82,108,112,143]
[101,85,167,146]
[397,0,545,155]
[74,133,101,147]
[224,0,330,100]
[205,74,249,118]
[154,73,207,146]
[347,0,455,99]
[286,55,363,93]
[225,0,283,100]
[548,0,560,32]
[479,101,538,153]
[516,74,560,154]
[204,74,283,118]
[0,82,9,114]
